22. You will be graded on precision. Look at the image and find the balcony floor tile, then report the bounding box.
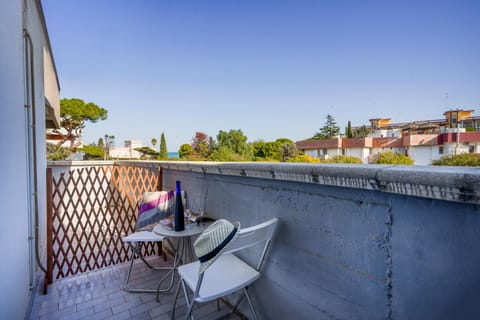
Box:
[29,255,243,320]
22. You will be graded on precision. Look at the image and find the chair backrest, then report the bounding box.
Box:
[222,218,278,271]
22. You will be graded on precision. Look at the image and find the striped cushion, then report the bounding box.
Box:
[136,191,175,230]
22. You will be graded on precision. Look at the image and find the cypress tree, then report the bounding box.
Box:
[160,132,168,159]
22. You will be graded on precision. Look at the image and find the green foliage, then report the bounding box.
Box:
[57,98,108,150]
[151,138,157,149]
[324,155,362,164]
[313,114,340,140]
[354,125,370,138]
[207,146,237,161]
[346,121,353,138]
[275,138,294,145]
[159,133,168,159]
[216,129,250,158]
[79,144,104,160]
[372,151,414,165]
[279,142,298,162]
[103,135,115,160]
[179,144,193,159]
[134,147,159,159]
[431,153,480,166]
[251,140,281,161]
[286,153,321,163]
[46,143,72,160]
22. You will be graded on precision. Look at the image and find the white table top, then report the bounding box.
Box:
[153,221,211,238]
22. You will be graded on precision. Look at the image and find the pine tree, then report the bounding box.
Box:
[313,114,340,139]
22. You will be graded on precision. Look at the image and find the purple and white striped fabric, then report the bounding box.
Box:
[136,191,175,230]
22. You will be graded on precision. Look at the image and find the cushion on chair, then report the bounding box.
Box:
[136,191,175,231]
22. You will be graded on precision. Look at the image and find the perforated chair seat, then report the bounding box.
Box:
[178,253,260,303]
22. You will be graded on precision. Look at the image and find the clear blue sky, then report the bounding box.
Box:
[42,0,480,152]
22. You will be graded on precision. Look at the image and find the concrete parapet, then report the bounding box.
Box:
[158,161,480,205]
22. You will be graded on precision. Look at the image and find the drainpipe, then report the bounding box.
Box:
[24,30,48,280]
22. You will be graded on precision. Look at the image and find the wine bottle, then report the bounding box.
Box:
[174,180,185,231]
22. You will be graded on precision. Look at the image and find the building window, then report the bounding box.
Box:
[439,146,444,154]
[469,146,475,153]
[342,149,346,155]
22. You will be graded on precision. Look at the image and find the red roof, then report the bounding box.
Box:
[296,138,342,150]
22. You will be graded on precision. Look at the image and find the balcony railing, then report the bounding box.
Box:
[46,161,163,281]
[46,160,480,320]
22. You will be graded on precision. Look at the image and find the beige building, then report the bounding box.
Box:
[298,110,480,165]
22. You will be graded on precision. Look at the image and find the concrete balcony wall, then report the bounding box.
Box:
[153,161,480,320]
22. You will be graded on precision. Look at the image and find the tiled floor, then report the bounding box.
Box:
[28,255,243,320]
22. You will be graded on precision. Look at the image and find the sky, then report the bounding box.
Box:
[42,0,480,152]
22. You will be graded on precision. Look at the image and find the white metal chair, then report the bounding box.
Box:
[122,190,184,293]
[172,218,279,320]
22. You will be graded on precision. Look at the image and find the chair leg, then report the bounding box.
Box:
[231,291,245,314]
[244,287,259,320]
[124,243,140,290]
[125,241,173,293]
[181,279,196,320]
[184,300,196,320]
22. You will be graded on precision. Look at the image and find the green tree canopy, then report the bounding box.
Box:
[46,143,72,160]
[216,129,250,158]
[354,125,370,138]
[179,144,193,159]
[134,147,159,159]
[251,140,280,160]
[56,98,108,150]
[79,144,104,160]
[313,114,340,140]
[279,142,298,162]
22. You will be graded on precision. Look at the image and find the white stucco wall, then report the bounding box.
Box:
[344,148,370,163]
[408,146,437,165]
[0,1,31,319]
[0,1,51,318]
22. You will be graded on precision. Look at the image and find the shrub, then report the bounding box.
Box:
[431,153,480,166]
[325,155,363,164]
[286,153,321,163]
[372,151,414,165]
